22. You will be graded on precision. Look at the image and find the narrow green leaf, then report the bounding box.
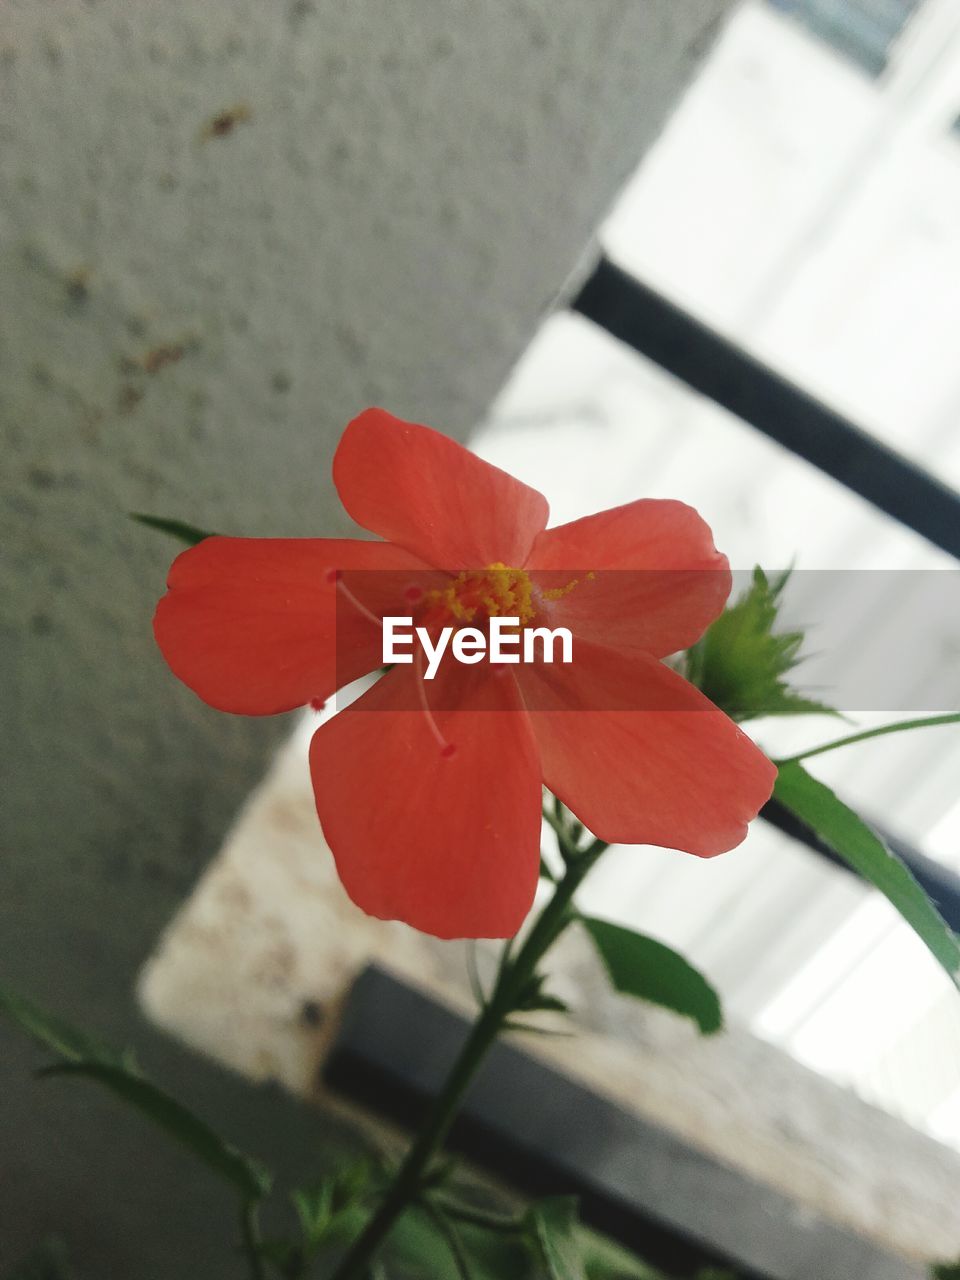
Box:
[777,712,960,765]
[0,982,127,1068]
[1,977,272,1201]
[515,971,569,1016]
[528,994,570,1015]
[529,1197,588,1280]
[774,761,960,987]
[2,1239,75,1280]
[130,512,216,546]
[581,918,723,1035]
[39,1062,272,1200]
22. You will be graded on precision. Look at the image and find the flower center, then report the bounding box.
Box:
[424,563,537,627]
[418,563,592,633]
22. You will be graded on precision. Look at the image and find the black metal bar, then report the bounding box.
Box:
[326,966,920,1280]
[570,258,960,938]
[572,257,960,561]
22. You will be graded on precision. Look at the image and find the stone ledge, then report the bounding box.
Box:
[141,725,960,1270]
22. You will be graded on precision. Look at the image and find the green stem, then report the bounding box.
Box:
[431,1195,525,1234]
[776,712,960,765]
[240,1199,266,1280]
[327,826,604,1280]
[422,1199,475,1280]
[542,805,566,844]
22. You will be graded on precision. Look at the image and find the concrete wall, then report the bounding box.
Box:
[0,0,734,1270]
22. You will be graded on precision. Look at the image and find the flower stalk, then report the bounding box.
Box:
[240,1199,266,1280]
[327,809,606,1280]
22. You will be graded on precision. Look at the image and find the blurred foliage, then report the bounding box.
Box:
[0,977,271,1201]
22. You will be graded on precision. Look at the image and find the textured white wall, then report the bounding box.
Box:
[0,0,733,1269]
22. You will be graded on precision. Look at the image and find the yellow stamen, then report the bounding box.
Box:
[541,571,595,602]
[426,563,537,625]
[423,565,594,628]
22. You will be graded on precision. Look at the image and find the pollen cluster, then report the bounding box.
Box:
[425,563,537,626]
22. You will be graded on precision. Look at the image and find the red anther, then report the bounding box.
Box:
[440,742,457,760]
[309,697,326,711]
[404,584,424,602]
[325,568,341,584]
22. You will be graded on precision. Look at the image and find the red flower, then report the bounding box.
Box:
[154,408,775,939]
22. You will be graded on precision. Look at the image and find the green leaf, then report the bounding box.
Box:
[426,1193,670,1280]
[130,512,216,546]
[421,1199,476,1280]
[774,761,960,987]
[528,1197,588,1280]
[39,1062,272,1200]
[0,983,129,1068]
[579,1227,664,1280]
[409,1211,530,1280]
[685,566,838,723]
[288,1158,386,1264]
[323,1202,531,1280]
[2,1239,75,1280]
[932,1263,960,1279]
[515,972,570,1016]
[528,994,570,1015]
[0,976,272,1202]
[292,1180,335,1252]
[581,918,723,1035]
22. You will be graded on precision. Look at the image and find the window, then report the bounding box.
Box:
[473,0,960,1146]
[769,0,923,75]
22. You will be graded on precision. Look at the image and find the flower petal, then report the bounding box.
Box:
[333,408,549,570]
[154,536,428,715]
[520,642,775,853]
[309,663,543,938]
[526,500,731,657]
